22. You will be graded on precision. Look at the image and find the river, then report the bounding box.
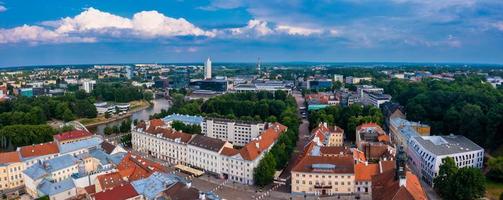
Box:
[89,98,171,134]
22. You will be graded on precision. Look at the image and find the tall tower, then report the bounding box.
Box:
[204,57,212,80]
[256,57,261,74]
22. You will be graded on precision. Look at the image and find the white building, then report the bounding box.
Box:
[356,85,384,98]
[132,119,287,185]
[81,79,96,93]
[204,58,212,80]
[360,91,391,108]
[407,135,484,186]
[334,74,344,83]
[202,118,266,146]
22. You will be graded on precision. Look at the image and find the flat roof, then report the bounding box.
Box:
[412,135,483,156]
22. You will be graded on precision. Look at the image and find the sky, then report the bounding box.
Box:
[0,0,503,67]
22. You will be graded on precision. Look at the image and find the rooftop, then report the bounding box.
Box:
[38,178,76,196]
[131,172,186,200]
[413,135,483,156]
[94,183,139,200]
[0,151,21,164]
[188,134,227,152]
[44,154,79,173]
[163,113,204,125]
[97,172,127,190]
[19,142,59,159]
[53,130,93,142]
[162,182,200,200]
[59,136,103,154]
[292,155,354,174]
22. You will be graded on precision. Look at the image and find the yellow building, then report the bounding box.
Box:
[0,152,25,193]
[311,122,344,147]
[291,155,355,196]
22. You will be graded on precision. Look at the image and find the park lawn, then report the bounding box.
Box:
[486,179,503,200]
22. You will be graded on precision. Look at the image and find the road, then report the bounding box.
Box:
[278,91,311,194]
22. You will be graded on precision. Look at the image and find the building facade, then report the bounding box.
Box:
[201,118,266,146]
[407,135,484,185]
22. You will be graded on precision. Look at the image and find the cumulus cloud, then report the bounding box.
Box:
[0,25,95,44]
[53,8,214,38]
[228,19,272,36]
[0,7,213,44]
[0,5,6,12]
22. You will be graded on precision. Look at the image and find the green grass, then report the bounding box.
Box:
[486,179,503,200]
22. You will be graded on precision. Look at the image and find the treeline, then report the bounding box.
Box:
[104,119,132,135]
[0,94,97,126]
[171,121,201,135]
[377,76,503,150]
[0,125,55,150]
[93,83,152,103]
[308,104,384,142]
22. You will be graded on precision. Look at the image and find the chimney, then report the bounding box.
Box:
[199,192,206,200]
[255,142,259,149]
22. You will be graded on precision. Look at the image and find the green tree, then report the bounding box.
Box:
[104,126,113,135]
[488,156,503,182]
[253,152,277,186]
[434,157,486,200]
[121,133,132,147]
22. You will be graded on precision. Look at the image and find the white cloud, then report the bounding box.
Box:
[55,7,132,34]
[275,25,323,36]
[131,11,214,38]
[0,5,6,12]
[223,19,340,38]
[0,7,214,44]
[199,0,244,11]
[0,25,95,44]
[228,19,273,36]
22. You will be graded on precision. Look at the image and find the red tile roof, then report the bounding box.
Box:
[292,155,354,174]
[0,151,21,164]
[117,153,166,181]
[239,123,285,160]
[84,185,96,195]
[146,119,165,132]
[93,183,139,200]
[97,172,126,190]
[53,130,93,142]
[355,163,380,181]
[19,142,59,158]
[371,170,427,200]
[147,127,193,143]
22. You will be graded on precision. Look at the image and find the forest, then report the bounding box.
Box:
[376,76,503,151]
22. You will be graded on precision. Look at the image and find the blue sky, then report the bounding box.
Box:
[0,0,503,66]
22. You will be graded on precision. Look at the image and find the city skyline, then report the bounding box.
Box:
[1,0,503,66]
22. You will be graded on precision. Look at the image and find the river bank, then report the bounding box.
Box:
[79,100,152,128]
[88,98,171,134]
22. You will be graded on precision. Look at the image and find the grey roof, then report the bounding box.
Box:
[110,152,127,164]
[188,135,226,152]
[38,178,75,196]
[89,149,127,165]
[44,154,79,173]
[413,135,483,156]
[163,114,204,125]
[23,164,48,180]
[131,172,186,200]
[59,136,103,154]
[390,118,424,141]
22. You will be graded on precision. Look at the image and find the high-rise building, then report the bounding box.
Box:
[204,57,212,80]
[81,79,96,93]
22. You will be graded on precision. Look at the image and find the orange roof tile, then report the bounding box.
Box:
[239,124,284,160]
[53,130,93,142]
[93,183,139,200]
[19,142,59,158]
[0,151,21,164]
[117,153,166,181]
[355,163,380,181]
[371,170,427,200]
[97,172,126,190]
